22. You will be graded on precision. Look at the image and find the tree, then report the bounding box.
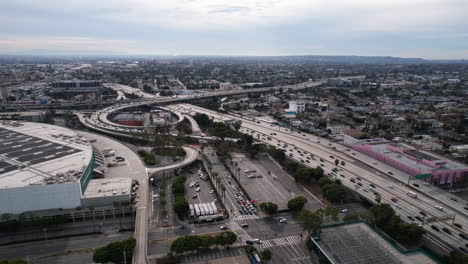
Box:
[321,183,346,203]
[343,214,359,222]
[288,196,308,211]
[217,231,237,246]
[298,209,323,234]
[93,237,136,264]
[173,196,189,219]
[193,113,213,128]
[285,161,301,173]
[0,260,28,264]
[294,167,314,182]
[443,250,468,264]
[320,205,339,221]
[317,177,333,188]
[369,204,395,227]
[272,148,286,164]
[260,249,272,261]
[259,202,278,215]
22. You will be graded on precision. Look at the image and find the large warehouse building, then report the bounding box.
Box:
[344,136,468,185]
[0,121,95,214]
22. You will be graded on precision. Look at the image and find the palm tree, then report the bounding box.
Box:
[220,184,226,204]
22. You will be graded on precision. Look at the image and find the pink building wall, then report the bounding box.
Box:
[349,144,468,184]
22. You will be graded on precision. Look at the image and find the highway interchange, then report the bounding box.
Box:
[172,103,468,254]
[73,77,468,261]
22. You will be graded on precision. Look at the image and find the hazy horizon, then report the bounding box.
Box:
[2,0,468,59]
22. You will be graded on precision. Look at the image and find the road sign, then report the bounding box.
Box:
[415,173,431,179]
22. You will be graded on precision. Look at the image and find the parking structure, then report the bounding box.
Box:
[316,223,437,264]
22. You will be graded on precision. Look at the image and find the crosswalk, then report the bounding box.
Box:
[261,235,302,248]
[233,214,260,220]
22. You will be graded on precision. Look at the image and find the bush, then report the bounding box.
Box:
[170,232,237,254]
[260,249,272,261]
[288,196,308,211]
[137,150,157,165]
[93,238,136,264]
[343,214,359,222]
[259,202,278,214]
[173,195,189,219]
[0,260,27,264]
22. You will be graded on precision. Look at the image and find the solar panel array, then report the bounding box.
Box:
[319,225,402,264]
[0,127,82,175]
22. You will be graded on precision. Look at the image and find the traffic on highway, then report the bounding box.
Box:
[173,103,468,252]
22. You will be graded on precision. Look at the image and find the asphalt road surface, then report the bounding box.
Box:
[175,103,468,252]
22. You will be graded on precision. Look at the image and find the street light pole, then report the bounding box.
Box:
[43,228,48,241]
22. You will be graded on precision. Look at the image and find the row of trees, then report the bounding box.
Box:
[170,232,237,254]
[93,238,135,264]
[172,176,189,219]
[0,260,27,264]
[0,213,68,232]
[317,177,347,203]
[367,204,425,244]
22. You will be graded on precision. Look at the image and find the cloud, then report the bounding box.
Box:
[5,0,468,32]
[0,36,137,53]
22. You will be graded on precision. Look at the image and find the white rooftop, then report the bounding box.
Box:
[0,121,93,189]
[83,178,131,198]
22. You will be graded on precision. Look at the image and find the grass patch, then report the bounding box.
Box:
[137,150,156,165]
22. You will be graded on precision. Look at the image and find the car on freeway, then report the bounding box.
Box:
[413,183,420,188]
[357,182,363,186]
[454,223,463,229]
[442,227,452,235]
[341,209,349,213]
[431,225,440,232]
[388,171,394,175]
[407,216,415,221]
[356,177,362,181]
[391,197,398,203]
[350,178,356,183]
[394,203,401,209]
[435,205,444,211]
[241,223,249,228]
[387,185,394,189]
[420,211,427,217]
[370,184,376,189]
[220,226,228,230]
[450,197,458,202]
[459,233,468,240]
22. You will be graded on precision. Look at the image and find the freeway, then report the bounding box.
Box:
[174,103,468,253]
[80,80,325,136]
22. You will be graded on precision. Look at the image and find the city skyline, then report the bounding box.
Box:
[2,0,468,59]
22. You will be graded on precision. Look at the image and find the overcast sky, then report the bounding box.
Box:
[2,0,468,59]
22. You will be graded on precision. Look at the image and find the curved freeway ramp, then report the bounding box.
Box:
[133,146,199,264]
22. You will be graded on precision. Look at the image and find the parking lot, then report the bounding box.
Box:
[184,163,217,204]
[230,153,323,212]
